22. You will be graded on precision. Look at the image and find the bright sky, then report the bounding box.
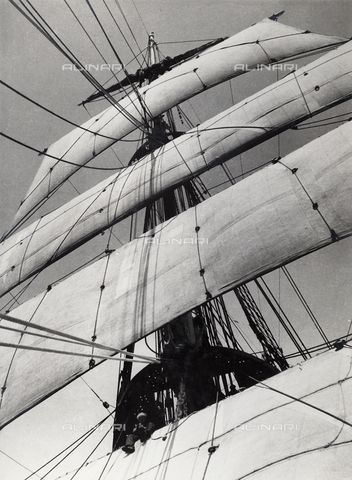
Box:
[1,1,352,478]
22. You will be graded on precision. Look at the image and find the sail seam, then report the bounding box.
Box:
[280,161,340,242]
[0,289,50,410]
[90,253,112,367]
[194,205,211,300]
[292,71,313,117]
[18,217,43,285]
[106,164,139,246]
[236,440,352,479]
[196,125,208,167]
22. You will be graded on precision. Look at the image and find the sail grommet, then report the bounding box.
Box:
[312,202,318,210]
[315,85,320,91]
[92,335,97,342]
[100,284,105,290]
[205,291,212,300]
[199,268,205,276]
[103,401,110,409]
[89,359,95,369]
[291,168,298,174]
[195,226,200,232]
[47,284,52,292]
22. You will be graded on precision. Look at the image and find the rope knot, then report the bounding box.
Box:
[208,445,219,454]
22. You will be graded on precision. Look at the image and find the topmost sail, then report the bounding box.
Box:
[9,17,347,234]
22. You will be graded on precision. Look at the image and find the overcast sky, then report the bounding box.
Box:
[1,1,352,478]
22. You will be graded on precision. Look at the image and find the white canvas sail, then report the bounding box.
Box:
[1,40,352,297]
[1,120,352,429]
[10,18,346,233]
[47,345,352,480]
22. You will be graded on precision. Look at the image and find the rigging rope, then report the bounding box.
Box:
[0,341,158,364]
[194,204,211,301]
[23,410,115,480]
[64,0,115,67]
[80,376,114,413]
[0,270,41,311]
[278,158,339,242]
[296,112,352,126]
[0,288,50,409]
[159,38,220,44]
[200,391,220,480]
[0,312,158,363]
[255,278,310,359]
[0,81,119,141]
[85,0,155,127]
[130,0,149,37]
[0,450,40,478]
[250,373,352,429]
[70,424,112,480]
[282,266,331,346]
[90,252,112,367]
[103,0,145,67]
[294,118,352,129]
[285,334,352,359]
[11,0,149,133]
[0,132,123,171]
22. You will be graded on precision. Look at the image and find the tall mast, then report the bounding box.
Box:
[147,32,156,66]
[112,33,295,450]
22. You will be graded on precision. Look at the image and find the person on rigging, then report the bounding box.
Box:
[122,412,156,454]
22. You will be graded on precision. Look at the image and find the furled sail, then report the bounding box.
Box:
[1,120,352,429]
[79,37,227,104]
[1,41,352,297]
[10,17,347,233]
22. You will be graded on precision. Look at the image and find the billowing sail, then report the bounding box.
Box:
[1,120,352,429]
[10,17,347,233]
[1,41,352,297]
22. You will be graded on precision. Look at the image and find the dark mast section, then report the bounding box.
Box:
[112,34,289,450]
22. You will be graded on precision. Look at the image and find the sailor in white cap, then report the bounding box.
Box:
[122,412,156,454]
